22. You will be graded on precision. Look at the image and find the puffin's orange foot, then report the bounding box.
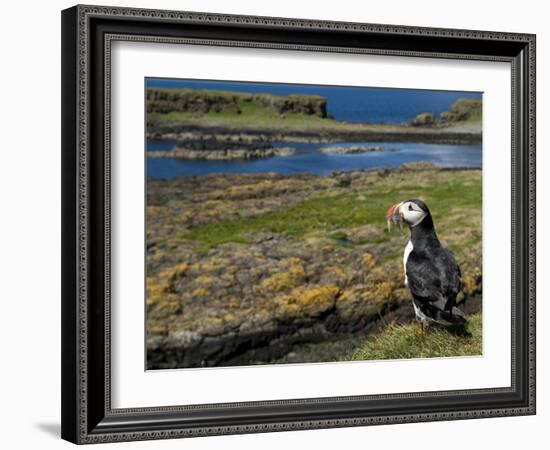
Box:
[416,322,430,336]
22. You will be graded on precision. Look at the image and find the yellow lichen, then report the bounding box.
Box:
[194,275,216,286]
[167,263,189,281]
[259,258,307,292]
[146,276,164,305]
[276,285,340,318]
[191,256,227,272]
[362,253,376,270]
[261,265,306,292]
[191,287,209,298]
[147,322,168,336]
[201,315,225,335]
[284,257,303,266]
[322,266,348,285]
[146,205,167,219]
[461,266,482,296]
[225,180,275,198]
[392,287,410,303]
[146,260,191,313]
[337,280,399,319]
[326,266,345,276]
[224,296,241,309]
[374,281,394,301]
[144,260,201,315]
[223,312,236,322]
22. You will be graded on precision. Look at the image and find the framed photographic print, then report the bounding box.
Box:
[61,4,536,444]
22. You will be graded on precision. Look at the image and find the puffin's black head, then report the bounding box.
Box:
[386,199,431,229]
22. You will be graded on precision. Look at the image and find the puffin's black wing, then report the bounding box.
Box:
[406,246,464,325]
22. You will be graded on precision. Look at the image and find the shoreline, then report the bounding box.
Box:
[145,163,483,182]
[147,121,482,146]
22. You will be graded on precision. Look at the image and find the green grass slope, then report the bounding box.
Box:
[182,169,481,253]
[351,313,482,361]
[147,88,332,129]
[441,98,482,124]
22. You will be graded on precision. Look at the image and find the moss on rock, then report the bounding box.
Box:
[276,285,340,319]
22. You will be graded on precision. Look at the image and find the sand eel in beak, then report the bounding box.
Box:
[386,203,403,232]
[386,199,466,332]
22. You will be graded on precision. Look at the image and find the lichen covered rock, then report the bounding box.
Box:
[146,168,482,368]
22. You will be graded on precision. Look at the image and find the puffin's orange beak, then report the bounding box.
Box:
[386,202,403,231]
[386,203,399,221]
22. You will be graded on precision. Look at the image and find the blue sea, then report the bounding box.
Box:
[146,79,482,178]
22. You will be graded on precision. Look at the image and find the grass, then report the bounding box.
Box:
[181,173,481,252]
[450,98,482,124]
[464,110,482,123]
[147,88,335,130]
[149,109,341,131]
[351,313,482,360]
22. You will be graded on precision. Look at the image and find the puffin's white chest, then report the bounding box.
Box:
[403,240,413,286]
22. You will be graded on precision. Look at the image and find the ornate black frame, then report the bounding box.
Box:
[61,4,536,444]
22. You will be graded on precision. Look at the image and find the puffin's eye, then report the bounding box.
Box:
[408,204,413,211]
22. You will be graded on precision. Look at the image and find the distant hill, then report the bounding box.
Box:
[440,98,482,124]
[147,88,328,120]
[410,98,482,127]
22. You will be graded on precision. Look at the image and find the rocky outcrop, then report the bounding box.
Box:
[147,122,482,145]
[147,88,327,118]
[440,98,482,124]
[320,145,395,154]
[147,229,482,369]
[148,146,295,160]
[146,168,483,369]
[410,112,436,127]
[147,133,297,160]
[410,98,482,128]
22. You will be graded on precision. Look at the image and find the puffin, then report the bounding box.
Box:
[386,199,466,330]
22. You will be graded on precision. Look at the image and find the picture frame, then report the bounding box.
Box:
[61,4,536,444]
